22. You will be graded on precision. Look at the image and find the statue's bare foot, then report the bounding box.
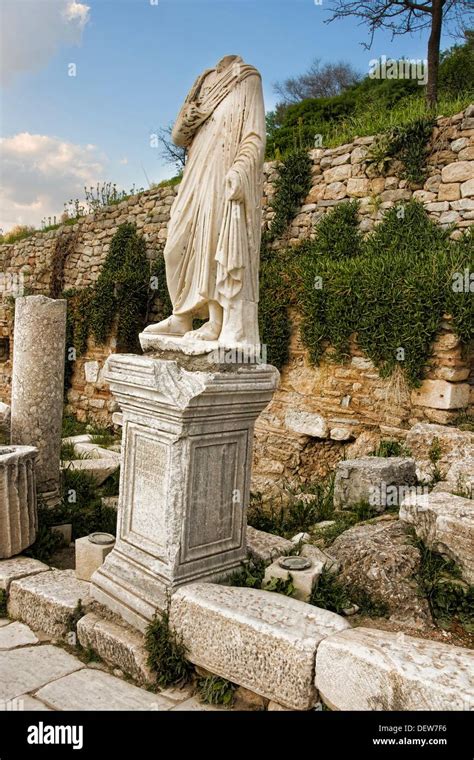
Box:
[183,320,221,341]
[143,314,192,336]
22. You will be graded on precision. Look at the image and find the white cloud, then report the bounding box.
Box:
[1,1,90,85]
[0,132,105,231]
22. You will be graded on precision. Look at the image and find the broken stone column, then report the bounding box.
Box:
[91,352,279,631]
[0,445,38,558]
[10,295,67,506]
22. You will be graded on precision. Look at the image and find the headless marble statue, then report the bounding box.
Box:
[143,55,266,348]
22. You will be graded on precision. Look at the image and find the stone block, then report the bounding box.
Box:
[406,423,474,483]
[76,534,115,581]
[400,492,474,584]
[63,458,119,485]
[346,178,370,197]
[437,183,460,201]
[333,457,416,511]
[285,410,328,438]
[323,164,351,183]
[441,161,474,183]
[315,627,474,711]
[84,360,100,383]
[169,582,350,710]
[77,612,153,684]
[263,556,323,602]
[246,526,294,564]
[461,178,474,197]
[8,569,91,637]
[411,379,470,410]
[0,557,49,592]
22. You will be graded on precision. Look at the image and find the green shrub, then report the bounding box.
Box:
[368,117,435,185]
[299,201,472,387]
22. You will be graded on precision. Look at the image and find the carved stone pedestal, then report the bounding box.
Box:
[0,445,38,558]
[91,352,278,631]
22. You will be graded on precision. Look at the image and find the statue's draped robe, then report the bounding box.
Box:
[163,60,266,343]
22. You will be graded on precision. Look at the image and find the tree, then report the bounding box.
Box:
[326,1,474,106]
[156,124,186,173]
[274,59,360,104]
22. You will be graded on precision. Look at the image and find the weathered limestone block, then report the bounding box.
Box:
[170,582,350,710]
[441,161,474,183]
[333,457,416,512]
[8,569,91,637]
[0,446,38,558]
[346,177,370,197]
[92,354,279,631]
[330,520,431,627]
[285,410,328,438]
[0,556,49,591]
[63,458,119,485]
[400,492,474,584]
[315,627,474,711]
[323,164,351,183]
[246,526,294,563]
[75,534,115,581]
[77,612,153,684]
[406,423,474,481]
[411,379,470,410]
[432,457,474,498]
[10,296,66,505]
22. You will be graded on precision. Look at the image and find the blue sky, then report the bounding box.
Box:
[0,0,458,230]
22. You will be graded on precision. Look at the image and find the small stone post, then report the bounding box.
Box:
[10,295,67,506]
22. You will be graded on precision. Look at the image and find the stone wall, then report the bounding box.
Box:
[1,107,473,491]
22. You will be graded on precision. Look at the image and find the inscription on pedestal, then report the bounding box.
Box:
[128,435,168,546]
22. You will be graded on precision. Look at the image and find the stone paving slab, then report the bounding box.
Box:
[0,619,10,627]
[8,569,91,637]
[0,622,39,650]
[0,644,84,701]
[35,668,175,711]
[0,557,50,591]
[15,695,53,711]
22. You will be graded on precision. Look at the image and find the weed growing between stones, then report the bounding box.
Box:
[226,559,266,589]
[66,599,86,640]
[0,590,7,617]
[309,568,389,618]
[413,537,474,632]
[248,476,335,537]
[451,413,474,433]
[196,675,237,707]
[145,607,192,689]
[370,440,412,458]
